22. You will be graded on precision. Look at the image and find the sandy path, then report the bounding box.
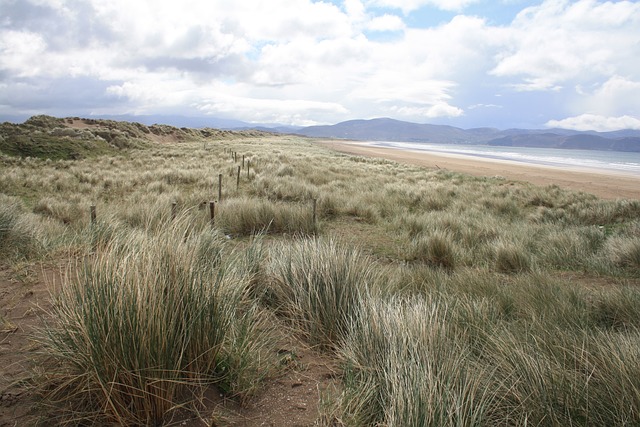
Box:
[316,140,640,200]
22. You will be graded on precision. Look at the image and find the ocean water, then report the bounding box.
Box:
[368,141,640,176]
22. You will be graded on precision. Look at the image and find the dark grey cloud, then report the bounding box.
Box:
[1,0,114,51]
[0,75,126,114]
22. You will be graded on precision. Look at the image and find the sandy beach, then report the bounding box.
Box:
[316,140,640,200]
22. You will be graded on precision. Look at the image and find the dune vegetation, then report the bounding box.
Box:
[1,117,640,425]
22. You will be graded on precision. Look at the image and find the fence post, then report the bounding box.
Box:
[218,173,223,202]
[171,202,177,220]
[242,155,245,169]
[90,205,96,225]
[247,160,250,178]
[237,166,241,189]
[209,201,215,227]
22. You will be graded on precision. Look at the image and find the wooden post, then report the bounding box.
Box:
[209,201,215,227]
[242,155,245,169]
[237,166,241,189]
[247,160,250,178]
[312,198,317,233]
[171,202,177,220]
[218,173,223,202]
[90,205,96,225]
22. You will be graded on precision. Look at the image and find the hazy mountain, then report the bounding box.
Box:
[295,118,640,152]
[300,118,477,143]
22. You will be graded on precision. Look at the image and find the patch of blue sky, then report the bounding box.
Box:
[363,28,405,42]
[245,41,270,61]
[463,1,533,26]
[402,1,533,29]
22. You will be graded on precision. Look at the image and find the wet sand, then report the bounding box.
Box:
[316,140,640,200]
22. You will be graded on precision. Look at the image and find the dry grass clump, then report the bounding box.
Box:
[38,221,275,425]
[408,231,458,270]
[0,195,44,259]
[266,238,382,349]
[332,271,640,426]
[217,197,316,236]
[336,296,498,426]
[605,236,640,270]
[494,241,533,274]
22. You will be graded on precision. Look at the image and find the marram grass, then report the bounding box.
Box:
[266,238,383,349]
[1,131,640,425]
[38,220,275,425]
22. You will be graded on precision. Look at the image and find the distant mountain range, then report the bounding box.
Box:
[3,114,639,152]
[294,118,640,152]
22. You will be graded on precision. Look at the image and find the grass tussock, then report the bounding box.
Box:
[0,195,44,259]
[38,222,275,425]
[267,238,381,349]
[337,296,498,426]
[407,231,458,270]
[494,241,533,274]
[217,197,316,236]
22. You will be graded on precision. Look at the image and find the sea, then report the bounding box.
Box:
[366,141,640,176]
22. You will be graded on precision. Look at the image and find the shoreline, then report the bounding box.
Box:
[315,139,640,200]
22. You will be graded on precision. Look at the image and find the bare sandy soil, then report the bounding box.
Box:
[316,140,640,200]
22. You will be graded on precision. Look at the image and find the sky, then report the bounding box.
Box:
[1,0,640,131]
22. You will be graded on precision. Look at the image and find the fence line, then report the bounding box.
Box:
[88,197,318,232]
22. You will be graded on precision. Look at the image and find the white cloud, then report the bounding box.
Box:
[388,103,463,119]
[0,30,47,77]
[366,0,480,13]
[367,14,406,32]
[579,76,640,117]
[197,94,348,126]
[546,114,640,132]
[468,103,502,110]
[491,0,640,91]
[1,0,639,129]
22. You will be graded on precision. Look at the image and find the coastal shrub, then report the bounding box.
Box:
[38,223,274,425]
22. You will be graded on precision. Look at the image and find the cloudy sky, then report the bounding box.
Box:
[1,0,639,130]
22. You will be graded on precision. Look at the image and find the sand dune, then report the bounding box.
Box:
[316,140,640,200]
